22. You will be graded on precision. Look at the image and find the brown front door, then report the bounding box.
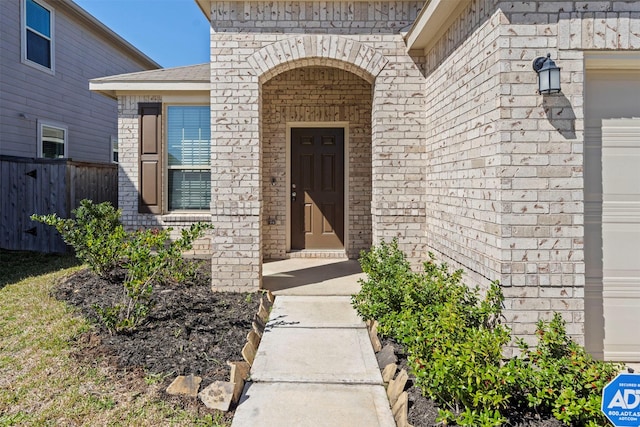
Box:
[291,128,344,250]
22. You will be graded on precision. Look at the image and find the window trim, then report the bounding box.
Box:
[37,120,67,159]
[164,104,211,213]
[110,135,118,163]
[21,0,55,74]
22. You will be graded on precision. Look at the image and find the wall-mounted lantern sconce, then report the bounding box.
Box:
[532,53,561,94]
[271,177,277,186]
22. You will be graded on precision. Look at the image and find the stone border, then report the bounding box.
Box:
[165,291,275,412]
[367,320,412,427]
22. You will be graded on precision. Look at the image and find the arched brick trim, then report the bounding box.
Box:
[247,35,389,84]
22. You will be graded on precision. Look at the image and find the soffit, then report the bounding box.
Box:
[405,0,469,51]
[195,0,209,18]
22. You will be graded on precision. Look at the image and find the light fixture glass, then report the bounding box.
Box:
[532,53,561,94]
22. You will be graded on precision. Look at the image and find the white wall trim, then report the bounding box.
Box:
[162,102,211,214]
[162,95,209,104]
[585,51,640,70]
[404,0,468,52]
[37,119,68,158]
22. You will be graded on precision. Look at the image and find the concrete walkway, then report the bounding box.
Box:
[231,259,395,427]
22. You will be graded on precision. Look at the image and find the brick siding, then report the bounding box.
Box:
[262,67,372,259]
[114,0,640,348]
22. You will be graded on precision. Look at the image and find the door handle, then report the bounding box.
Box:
[291,191,297,202]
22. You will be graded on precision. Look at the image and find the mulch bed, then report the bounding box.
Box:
[55,262,564,426]
[53,261,259,420]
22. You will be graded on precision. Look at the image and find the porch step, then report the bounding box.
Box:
[287,250,348,259]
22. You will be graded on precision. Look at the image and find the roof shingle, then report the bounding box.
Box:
[92,63,209,83]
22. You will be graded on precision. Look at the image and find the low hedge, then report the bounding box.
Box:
[352,240,622,427]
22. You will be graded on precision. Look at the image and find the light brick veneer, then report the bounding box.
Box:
[262,67,372,259]
[113,0,640,349]
[208,1,426,291]
[423,0,640,348]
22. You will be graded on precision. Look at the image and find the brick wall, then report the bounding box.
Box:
[424,4,504,289]
[113,0,640,349]
[208,1,426,290]
[262,67,372,259]
[423,0,640,348]
[498,0,639,347]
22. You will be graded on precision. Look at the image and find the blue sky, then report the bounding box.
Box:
[74,0,210,68]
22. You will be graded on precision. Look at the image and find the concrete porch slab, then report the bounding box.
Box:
[267,295,364,329]
[251,327,382,384]
[262,258,364,296]
[231,382,395,427]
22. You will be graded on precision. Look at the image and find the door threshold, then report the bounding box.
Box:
[287,250,347,259]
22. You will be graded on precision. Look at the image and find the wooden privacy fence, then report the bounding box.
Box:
[0,156,118,253]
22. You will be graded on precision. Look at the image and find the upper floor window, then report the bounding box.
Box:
[23,0,54,72]
[38,120,67,159]
[167,106,210,211]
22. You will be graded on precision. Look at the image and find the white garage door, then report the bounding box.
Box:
[585,68,640,361]
[602,118,640,360]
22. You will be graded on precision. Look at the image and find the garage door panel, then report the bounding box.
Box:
[602,156,640,197]
[603,222,640,274]
[602,118,640,361]
[603,294,640,361]
[585,69,640,361]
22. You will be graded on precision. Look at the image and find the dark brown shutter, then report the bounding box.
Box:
[138,102,162,214]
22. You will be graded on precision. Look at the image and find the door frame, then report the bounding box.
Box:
[285,122,350,254]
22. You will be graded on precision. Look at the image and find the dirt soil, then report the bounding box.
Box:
[56,262,563,426]
[54,261,259,421]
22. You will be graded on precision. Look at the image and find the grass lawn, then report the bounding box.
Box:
[0,250,226,427]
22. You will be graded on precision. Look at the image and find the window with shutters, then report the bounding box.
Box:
[22,0,54,73]
[166,106,210,211]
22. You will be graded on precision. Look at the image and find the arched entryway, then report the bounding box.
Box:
[247,35,387,265]
[209,32,426,292]
[260,66,373,260]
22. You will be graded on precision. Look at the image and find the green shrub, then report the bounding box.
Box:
[402,271,513,426]
[33,200,214,334]
[352,241,623,427]
[352,239,414,324]
[32,200,125,276]
[353,240,513,425]
[511,313,623,426]
[107,223,212,334]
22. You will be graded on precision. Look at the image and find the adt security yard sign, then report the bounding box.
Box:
[602,373,640,426]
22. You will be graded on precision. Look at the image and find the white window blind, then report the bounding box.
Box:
[167,106,210,210]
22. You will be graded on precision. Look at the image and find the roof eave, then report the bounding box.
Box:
[405,0,469,51]
[89,81,210,99]
[195,0,210,19]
